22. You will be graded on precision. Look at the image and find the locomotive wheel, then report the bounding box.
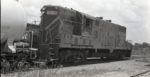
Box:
[73,55,82,64]
[24,63,31,70]
[67,55,85,64]
[17,60,30,71]
[118,54,125,60]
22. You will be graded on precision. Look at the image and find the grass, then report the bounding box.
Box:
[1,65,107,77]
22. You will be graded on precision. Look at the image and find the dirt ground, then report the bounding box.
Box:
[1,49,150,77]
[1,59,150,77]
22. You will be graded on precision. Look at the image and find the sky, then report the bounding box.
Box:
[18,0,150,44]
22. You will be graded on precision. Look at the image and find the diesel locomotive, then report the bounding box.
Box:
[38,5,132,63]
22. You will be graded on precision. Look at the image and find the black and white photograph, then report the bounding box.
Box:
[1,0,150,77]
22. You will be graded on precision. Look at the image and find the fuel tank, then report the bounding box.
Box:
[1,0,27,44]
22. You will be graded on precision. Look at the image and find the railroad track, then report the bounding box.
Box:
[131,70,150,77]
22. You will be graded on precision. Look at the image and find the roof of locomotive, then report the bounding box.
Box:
[42,5,96,19]
[42,5,126,29]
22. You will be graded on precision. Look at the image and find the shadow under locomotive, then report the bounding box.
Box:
[62,58,130,67]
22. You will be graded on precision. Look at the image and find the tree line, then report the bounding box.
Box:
[133,42,150,50]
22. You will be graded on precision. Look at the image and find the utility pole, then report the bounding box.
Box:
[34,20,37,24]
[33,20,39,25]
